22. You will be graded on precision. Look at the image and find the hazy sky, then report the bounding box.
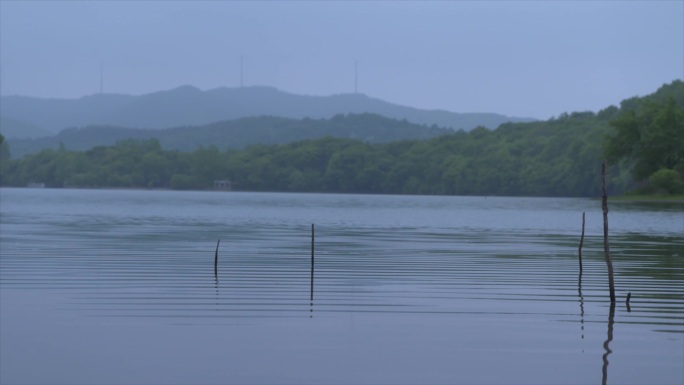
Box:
[1,1,682,119]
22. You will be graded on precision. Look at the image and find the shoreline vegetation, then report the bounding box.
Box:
[1,80,682,198]
[610,194,684,204]
[7,184,684,205]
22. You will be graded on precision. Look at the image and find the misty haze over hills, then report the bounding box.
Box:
[6,113,456,159]
[0,85,535,138]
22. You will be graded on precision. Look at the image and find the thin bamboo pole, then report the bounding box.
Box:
[602,161,616,303]
[214,239,220,277]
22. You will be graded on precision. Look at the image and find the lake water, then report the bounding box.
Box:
[1,188,682,385]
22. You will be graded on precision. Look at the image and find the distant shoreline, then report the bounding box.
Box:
[6,185,684,203]
[609,195,684,204]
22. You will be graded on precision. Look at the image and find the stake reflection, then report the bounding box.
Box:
[601,301,616,385]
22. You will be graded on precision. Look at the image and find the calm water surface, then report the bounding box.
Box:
[1,188,682,384]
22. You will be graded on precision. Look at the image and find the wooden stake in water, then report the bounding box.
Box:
[214,239,221,277]
[579,211,585,274]
[602,161,616,303]
[310,224,315,303]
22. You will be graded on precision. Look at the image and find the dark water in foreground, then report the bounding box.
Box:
[1,188,682,385]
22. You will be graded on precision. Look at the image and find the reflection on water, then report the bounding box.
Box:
[1,189,682,385]
[602,301,616,385]
[578,211,586,342]
[578,271,585,341]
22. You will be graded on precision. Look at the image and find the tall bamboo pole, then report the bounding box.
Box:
[602,161,616,303]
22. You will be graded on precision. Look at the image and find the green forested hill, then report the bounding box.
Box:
[0,110,623,197]
[604,80,684,194]
[6,113,451,159]
[2,80,682,197]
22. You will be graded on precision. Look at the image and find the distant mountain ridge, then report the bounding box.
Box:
[0,85,535,138]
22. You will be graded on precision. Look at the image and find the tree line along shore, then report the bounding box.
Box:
[1,80,682,198]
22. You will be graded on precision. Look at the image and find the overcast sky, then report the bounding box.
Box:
[1,1,682,119]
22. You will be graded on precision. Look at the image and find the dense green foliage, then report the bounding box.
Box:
[0,134,9,182]
[6,114,451,159]
[0,112,627,197]
[648,169,684,195]
[604,80,684,194]
[2,80,682,197]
